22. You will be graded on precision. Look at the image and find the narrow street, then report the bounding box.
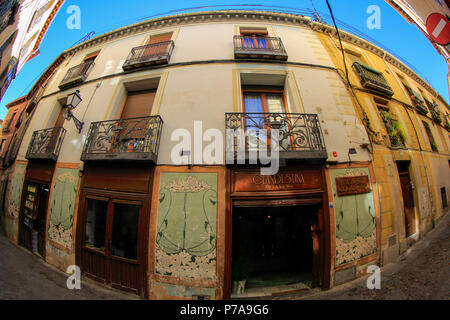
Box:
[0,212,448,300]
[0,234,134,300]
[280,212,450,300]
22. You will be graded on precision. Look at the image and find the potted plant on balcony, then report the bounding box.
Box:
[429,105,442,124]
[379,110,406,147]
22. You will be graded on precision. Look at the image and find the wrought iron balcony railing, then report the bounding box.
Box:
[59,60,95,89]
[233,36,288,60]
[26,127,66,161]
[81,115,163,162]
[225,113,327,161]
[353,62,394,97]
[122,41,175,70]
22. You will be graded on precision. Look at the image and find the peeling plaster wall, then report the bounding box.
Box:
[330,167,377,266]
[5,162,27,242]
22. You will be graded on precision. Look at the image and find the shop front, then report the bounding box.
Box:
[226,166,331,298]
[18,160,54,258]
[76,162,153,298]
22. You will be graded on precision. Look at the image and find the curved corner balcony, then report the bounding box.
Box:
[122,41,175,71]
[59,60,95,90]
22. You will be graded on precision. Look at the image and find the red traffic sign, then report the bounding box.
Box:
[426,13,450,45]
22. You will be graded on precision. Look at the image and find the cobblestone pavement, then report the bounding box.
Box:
[0,234,135,300]
[276,212,450,300]
[0,213,448,300]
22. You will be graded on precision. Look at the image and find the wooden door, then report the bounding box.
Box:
[399,173,415,237]
[80,194,145,295]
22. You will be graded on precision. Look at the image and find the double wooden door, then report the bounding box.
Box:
[79,192,147,296]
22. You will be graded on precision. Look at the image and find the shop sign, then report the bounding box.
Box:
[233,169,322,192]
[335,175,371,196]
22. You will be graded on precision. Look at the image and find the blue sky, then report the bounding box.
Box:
[1,0,448,119]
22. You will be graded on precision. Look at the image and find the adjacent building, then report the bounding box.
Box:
[0,0,64,102]
[0,10,449,300]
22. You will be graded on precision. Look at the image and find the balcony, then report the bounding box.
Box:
[425,100,442,124]
[2,119,11,132]
[122,41,175,71]
[233,36,288,61]
[225,113,327,161]
[26,127,66,161]
[81,115,163,163]
[59,60,95,90]
[411,96,429,116]
[353,62,394,97]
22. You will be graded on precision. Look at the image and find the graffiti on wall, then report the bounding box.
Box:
[47,168,79,249]
[155,173,217,280]
[8,163,27,218]
[330,168,377,266]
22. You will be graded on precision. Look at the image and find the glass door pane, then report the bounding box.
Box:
[266,94,284,113]
[85,199,108,252]
[244,94,266,151]
[111,203,140,260]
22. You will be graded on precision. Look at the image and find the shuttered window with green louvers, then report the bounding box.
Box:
[402,83,429,115]
[352,62,394,97]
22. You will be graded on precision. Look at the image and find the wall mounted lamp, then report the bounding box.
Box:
[63,90,84,133]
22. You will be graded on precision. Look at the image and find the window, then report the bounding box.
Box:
[346,50,365,66]
[27,1,51,32]
[0,139,5,153]
[120,90,156,119]
[243,87,289,150]
[422,121,438,152]
[144,32,173,56]
[8,112,16,130]
[376,99,406,147]
[402,82,429,114]
[243,89,286,114]
[239,28,270,49]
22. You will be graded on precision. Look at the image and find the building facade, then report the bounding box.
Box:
[0,0,64,102]
[1,10,449,299]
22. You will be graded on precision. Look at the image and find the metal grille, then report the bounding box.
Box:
[59,60,95,87]
[225,113,326,155]
[233,35,287,55]
[123,41,174,69]
[81,116,163,162]
[353,62,393,97]
[26,127,66,161]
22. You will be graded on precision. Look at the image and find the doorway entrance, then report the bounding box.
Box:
[232,204,319,292]
[397,161,416,237]
[19,181,49,258]
[79,193,146,296]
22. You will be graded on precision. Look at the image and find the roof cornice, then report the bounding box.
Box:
[61,9,446,104]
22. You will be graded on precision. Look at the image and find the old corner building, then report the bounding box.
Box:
[0,10,449,299]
